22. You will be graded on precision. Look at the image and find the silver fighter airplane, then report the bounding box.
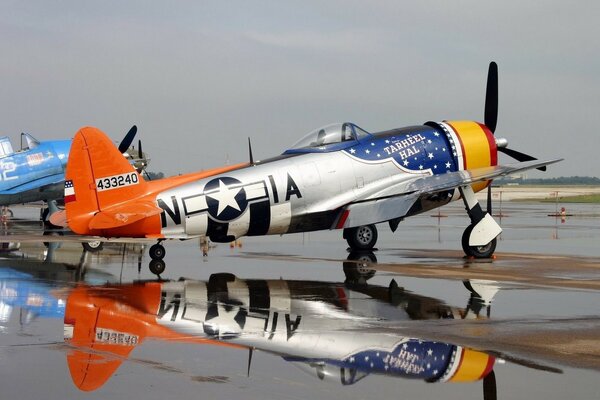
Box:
[57,62,561,271]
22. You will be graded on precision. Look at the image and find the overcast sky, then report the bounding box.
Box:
[1,1,598,177]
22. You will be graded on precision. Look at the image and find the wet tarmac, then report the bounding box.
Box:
[0,202,599,399]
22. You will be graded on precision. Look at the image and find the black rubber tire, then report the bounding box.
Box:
[344,224,378,250]
[343,251,377,284]
[149,259,166,275]
[82,241,103,252]
[461,225,497,259]
[149,243,166,260]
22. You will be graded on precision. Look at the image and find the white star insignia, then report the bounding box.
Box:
[433,369,439,375]
[207,180,242,216]
[350,148,356,154]
[442,148,446,151]
[370,142,375,146]
[427,139,432,144]
[434,132,440,136]
[377,153,381,157]
[434,165,437,169]
[419,165,423,170]
[365,149,370,154]
[402,343,408,349]
[428,153,434,159]
[445,162,451,168]
[385,139,390,144]
[427,349,433,356]
[403,159,409,166]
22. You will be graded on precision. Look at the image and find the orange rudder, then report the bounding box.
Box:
[65,126,149,234]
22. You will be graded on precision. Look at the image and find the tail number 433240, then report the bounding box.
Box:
[96,172,139,192]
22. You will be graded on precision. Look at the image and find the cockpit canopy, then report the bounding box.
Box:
[286,123,370,153]
[0,137,14,158]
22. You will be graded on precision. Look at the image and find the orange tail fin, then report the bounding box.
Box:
[65,127,149,234]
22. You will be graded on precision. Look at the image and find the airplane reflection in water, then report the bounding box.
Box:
[0,239,145,277]
[58,262,499,398]
[0,241,144,325]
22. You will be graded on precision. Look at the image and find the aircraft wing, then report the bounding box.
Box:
[0,173,64,195]
[0,174,64,205]
[339,158,562,228]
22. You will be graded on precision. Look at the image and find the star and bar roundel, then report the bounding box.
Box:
[204,177,248,221]
[181,177,270,224]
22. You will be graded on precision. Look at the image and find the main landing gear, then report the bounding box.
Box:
[344,224,378,250]
[459,185,501,259]
[462,225,497,258]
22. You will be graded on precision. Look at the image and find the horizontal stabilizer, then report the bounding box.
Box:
[48,210,68,227]
[89,202,162,230]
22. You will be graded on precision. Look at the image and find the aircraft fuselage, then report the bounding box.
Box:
[155,122,495,242]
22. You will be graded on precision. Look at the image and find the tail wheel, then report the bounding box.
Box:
[149,259,166,275]
[462,225,497,258]
[149,243,166,260]
[344,224,378,250]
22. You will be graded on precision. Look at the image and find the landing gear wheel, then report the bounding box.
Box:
[82,241,103,252]
[149,243,166,260]
[461,225,497,259]
[344,224,378,250]
[149,259,166,275]
[343,251,377,284]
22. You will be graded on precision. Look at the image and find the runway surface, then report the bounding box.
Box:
[0,202,598,399]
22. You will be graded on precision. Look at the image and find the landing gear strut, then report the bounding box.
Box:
[344,224,378,250]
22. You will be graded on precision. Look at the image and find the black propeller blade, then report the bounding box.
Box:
[483,370,497,400]
[138,139,143,159]
[484,62,498,133]
[118,125,137,153]
[498,147,546,171]
[483,62,546,172]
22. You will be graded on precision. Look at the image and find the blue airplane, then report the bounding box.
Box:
[0,126,142,218]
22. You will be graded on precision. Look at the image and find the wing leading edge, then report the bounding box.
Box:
[338,158,562,229]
